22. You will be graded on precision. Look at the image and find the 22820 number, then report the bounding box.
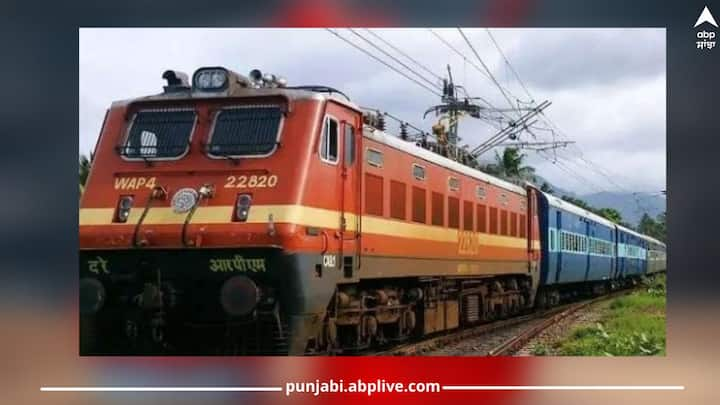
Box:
[224,174,278,189]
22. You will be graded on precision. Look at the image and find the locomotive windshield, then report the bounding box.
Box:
[119,109,196,159]
[207,105,283,157]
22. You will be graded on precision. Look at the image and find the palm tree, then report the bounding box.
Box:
[489,147,537,183]
[79,152,93,197]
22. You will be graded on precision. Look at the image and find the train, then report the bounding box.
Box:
[79,66,666,355]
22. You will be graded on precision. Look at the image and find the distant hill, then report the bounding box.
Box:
[580,191,665,227]
[527,176,665,227]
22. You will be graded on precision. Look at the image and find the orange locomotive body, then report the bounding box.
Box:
[79,67,540,355]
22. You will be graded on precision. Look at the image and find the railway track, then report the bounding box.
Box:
[372,289,634,356]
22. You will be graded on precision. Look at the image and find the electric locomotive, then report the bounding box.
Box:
[79,66,664,355]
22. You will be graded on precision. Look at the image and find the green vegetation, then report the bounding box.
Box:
[560,195,631,227]
[482,147,537,183]
[555,276,666,356]
[79,152,93,197]
[637,212,667,242]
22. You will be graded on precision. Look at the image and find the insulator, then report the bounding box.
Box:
[400,123,408,140]
[377,114,386,131]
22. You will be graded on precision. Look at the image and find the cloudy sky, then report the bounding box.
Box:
[79,28,665,195]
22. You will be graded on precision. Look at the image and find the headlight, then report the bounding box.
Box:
[193,67,228,91]
[171,188,198,214]
[234,193,252,222]
[114,195,134,223]
[79,278,106,315]
[220,275,260,317]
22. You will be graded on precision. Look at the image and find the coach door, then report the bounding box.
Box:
[325,102,361,279]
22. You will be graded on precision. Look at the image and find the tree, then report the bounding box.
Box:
[597,207,624,224]
[561,195,593,211]
[79,152,94,197]
[638,212,666,242]
[488,147,537,183]
[562,195,626,225]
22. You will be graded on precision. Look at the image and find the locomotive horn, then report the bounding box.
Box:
[249,69,263,85]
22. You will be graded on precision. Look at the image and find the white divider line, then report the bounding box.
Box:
[442,386,685,391]
[41,387,283,392]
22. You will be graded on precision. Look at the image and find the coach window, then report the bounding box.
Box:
[343,124,355,167]
[476,185,487,200]
[412,164,426,181]
[549,229,556,251]
[320,116,339,164]
[449,177,460,192]
[366,148,383,167]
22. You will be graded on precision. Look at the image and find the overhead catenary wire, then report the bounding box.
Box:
[329,27,661,213]
[481,31,663,207]
[457,28,522,117]
[485,29,536,104]
[363,29,444,82]
[325,28,442,97]
[346,28,442,92]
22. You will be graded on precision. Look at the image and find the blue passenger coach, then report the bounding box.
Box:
[615,226,648,279]
[537,192,618,299]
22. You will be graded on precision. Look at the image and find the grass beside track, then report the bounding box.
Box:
[534,275,666,356]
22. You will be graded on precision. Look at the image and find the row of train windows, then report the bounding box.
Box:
[648,250,667,261]
[365,174,526,237]
[560,231,588,253]
[623,245,644,259]
[366,150,523,210]
[549,229,655,259]
[549,230,614,255]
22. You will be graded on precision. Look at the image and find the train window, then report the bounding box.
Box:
[448,177,460,192]
[364,173,384,216]
[412,164,426,181]
[489,207,498,234]
[412,186,426,224]
[366,148,383,167]
[519,214,526,238]
[476,204,487,233]
[208,105,283,158]
[448,197,460,229]
[510,212,518,237]
[431,192,444,226]
[121,109,196,159]
[319,116,339,164]
[476,185,487,200]
[390,180,406,220]
[549,229,556,251]
[500,210,509,236]
[463,201,474,231]
[344,124,355,167]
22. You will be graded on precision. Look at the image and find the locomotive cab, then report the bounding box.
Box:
[80,67,363,354]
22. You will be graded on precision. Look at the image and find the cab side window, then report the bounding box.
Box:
[344,124,355,167]
[320,116,339,164]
